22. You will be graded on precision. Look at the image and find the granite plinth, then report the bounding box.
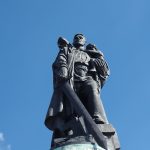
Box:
[52,143,105,150]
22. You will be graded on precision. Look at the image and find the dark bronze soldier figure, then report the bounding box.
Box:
[72,34,109,124]
[44,34,120,150]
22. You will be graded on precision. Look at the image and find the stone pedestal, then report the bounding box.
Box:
[50,123,120,150]
[52,143,105,150]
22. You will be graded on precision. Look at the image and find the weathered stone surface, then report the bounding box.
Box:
[53,143,105,150]
[98,124,115,136]
[111,132,120,150]
[105,132,120,150]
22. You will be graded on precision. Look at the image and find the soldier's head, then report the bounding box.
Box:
[73,33,86,48]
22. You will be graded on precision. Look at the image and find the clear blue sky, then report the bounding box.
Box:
[0,0,150,149]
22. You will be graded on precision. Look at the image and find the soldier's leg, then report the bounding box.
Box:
[82,79,108,124]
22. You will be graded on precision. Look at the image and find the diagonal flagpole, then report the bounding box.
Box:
[61,82,108,150]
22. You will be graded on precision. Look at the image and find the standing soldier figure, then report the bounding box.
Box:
[45,34,112,149]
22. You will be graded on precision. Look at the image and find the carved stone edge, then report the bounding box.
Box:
[98,124,120,150]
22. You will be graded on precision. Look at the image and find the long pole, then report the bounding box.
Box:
[61,82,108,150]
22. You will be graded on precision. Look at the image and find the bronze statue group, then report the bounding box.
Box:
[44,34,119,150]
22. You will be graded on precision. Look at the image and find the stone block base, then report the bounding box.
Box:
[52,143,105,150]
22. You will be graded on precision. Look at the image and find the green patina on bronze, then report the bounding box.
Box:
[53,143,105,150]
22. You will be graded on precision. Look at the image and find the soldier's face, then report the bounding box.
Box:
[73,35,86,46]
